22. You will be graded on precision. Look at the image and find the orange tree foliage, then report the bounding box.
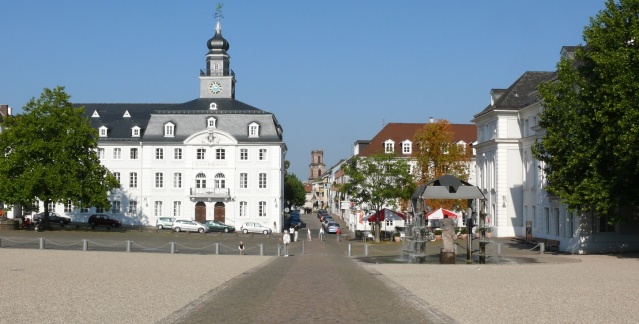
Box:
[412,120,472,211]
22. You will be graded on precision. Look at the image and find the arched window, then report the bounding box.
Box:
[196,173,206,188]
[215,173,226,188]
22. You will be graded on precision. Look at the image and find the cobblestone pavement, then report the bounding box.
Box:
[163,213,455,324]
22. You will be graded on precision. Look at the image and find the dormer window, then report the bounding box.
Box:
[164,122,175,137]
[131,126,141,138]
[207,117,217,128]
[384,140,395,153]
[248,122,260,138]
[99,126,108,138]
[401,140,412,154]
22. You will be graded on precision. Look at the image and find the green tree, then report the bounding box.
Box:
[0,87,119,229]
[412,119,472,211]
[338,153,415,243]
[284,173,306,209]
[534,0,639,221]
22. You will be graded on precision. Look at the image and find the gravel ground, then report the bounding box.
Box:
[362,254,639,323]
[0,249,273,324]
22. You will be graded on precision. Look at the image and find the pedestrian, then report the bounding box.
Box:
[336,227,341,242]
[294,225,299,242]
[238,241,244,255]
[307,228,312,241]
[319,227,325,241]
[282,230,290,257]
[290,225,295,242]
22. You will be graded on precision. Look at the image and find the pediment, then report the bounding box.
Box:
[185,130,237,145]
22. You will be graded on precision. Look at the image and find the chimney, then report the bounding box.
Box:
[0,105,8,117]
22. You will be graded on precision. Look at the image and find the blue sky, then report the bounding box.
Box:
[0,1,606,180]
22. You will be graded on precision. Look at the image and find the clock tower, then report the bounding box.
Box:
[199,16,236,99]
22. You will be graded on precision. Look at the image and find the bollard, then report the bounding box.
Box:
[126,240,132,252]
[301,241,305,256]
[497,242,501,255]
[348,244,352,257]
[278,244,281,256]
[170,242,176,254]
[0,237,2,247]
[40,237,45,250]
[540,242,545,254]
[454,243,458,254]
[82,239,88,251]
[364,244,369,256]
[337,234,340,243]
[215,242,220,255]
[260,243,264,256]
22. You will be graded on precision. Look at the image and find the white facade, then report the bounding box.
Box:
[29,17,287,233]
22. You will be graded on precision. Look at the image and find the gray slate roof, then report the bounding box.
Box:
[474,71,556,118]
[75,98,283,144]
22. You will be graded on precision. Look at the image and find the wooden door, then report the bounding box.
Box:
[214,202,225,223]
[195,202,206,223]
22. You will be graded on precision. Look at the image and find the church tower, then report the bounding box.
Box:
[199,14,236,99]
[309,150,325,180]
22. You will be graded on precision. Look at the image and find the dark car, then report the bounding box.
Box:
[317,210,328,219]
[202,220,235,233]
[290,211,302,227]
[33,212,72,225]
[88,214,121,227]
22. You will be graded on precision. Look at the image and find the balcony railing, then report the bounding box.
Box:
[189,187,232,200]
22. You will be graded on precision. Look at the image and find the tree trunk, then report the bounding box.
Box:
[43,199,51,230]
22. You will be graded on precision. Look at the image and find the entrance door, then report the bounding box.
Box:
[214,202,225,223]
[195,202,206,223]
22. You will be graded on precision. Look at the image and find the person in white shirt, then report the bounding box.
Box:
[319,227,325,241]
[282,230,291,257]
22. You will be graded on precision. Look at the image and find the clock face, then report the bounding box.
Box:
[209,82,222,94]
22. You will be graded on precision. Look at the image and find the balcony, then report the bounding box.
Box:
[189,187,232,202]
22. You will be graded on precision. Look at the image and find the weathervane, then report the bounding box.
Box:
[215,3,224,20]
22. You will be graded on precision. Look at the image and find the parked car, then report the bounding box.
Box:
[290,211,302,227]
[172,219,209,233]
[88,214,121,227]
[317,210,328,219]
[202,220,235,233]
[240,222,272,235]
[33,212,72,225]
[325,221,341,234]
[156,217,176,230]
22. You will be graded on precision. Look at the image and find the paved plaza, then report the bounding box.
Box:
[1,213,638,323]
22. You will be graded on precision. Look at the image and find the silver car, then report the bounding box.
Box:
[325,221,340,234]
[156,217,176,230]
[240,222,272,235]
[172,219,209,233]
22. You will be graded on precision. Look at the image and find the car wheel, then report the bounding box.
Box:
[243,229,248,234]
[224,228,229,233]
[175,227,181,232]
[198,228,204,234]
[157,225,164,230]
[263,230,269,235]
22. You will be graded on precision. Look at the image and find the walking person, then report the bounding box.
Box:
[307,228,312,241]
[319,227,325,241]
[290,225,296,242]
[294,225,299,242]
[238,241,244,255]
[282,230,290,257]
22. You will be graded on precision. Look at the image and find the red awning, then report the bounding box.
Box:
[366,209,406,222]
[424,208,459,219]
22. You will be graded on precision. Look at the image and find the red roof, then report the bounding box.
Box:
[366,209,406,222]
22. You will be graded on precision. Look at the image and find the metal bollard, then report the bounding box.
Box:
[215,242,220,255]
[348,244,352,257]
[278,244,281,256]
[82,239,88,251]
[364,244,369,256]
[454,243,458,254]
[40,237,45,250]
[540,242,545,254]
[497,242,501,255]
[260,243,264,256]
[126,240,132,252]
[337,234,340,242]
[0,237,2,247]
[170,242,176,254]
[301,241,305,256]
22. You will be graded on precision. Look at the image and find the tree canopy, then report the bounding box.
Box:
[0,87,119,226]
[413,120,472,211]
[338,153,414,242]
[534,0,639,220]
[284,173,306,209]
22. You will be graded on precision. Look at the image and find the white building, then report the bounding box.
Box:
[472,47,639,253]
[39,17,287,232]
